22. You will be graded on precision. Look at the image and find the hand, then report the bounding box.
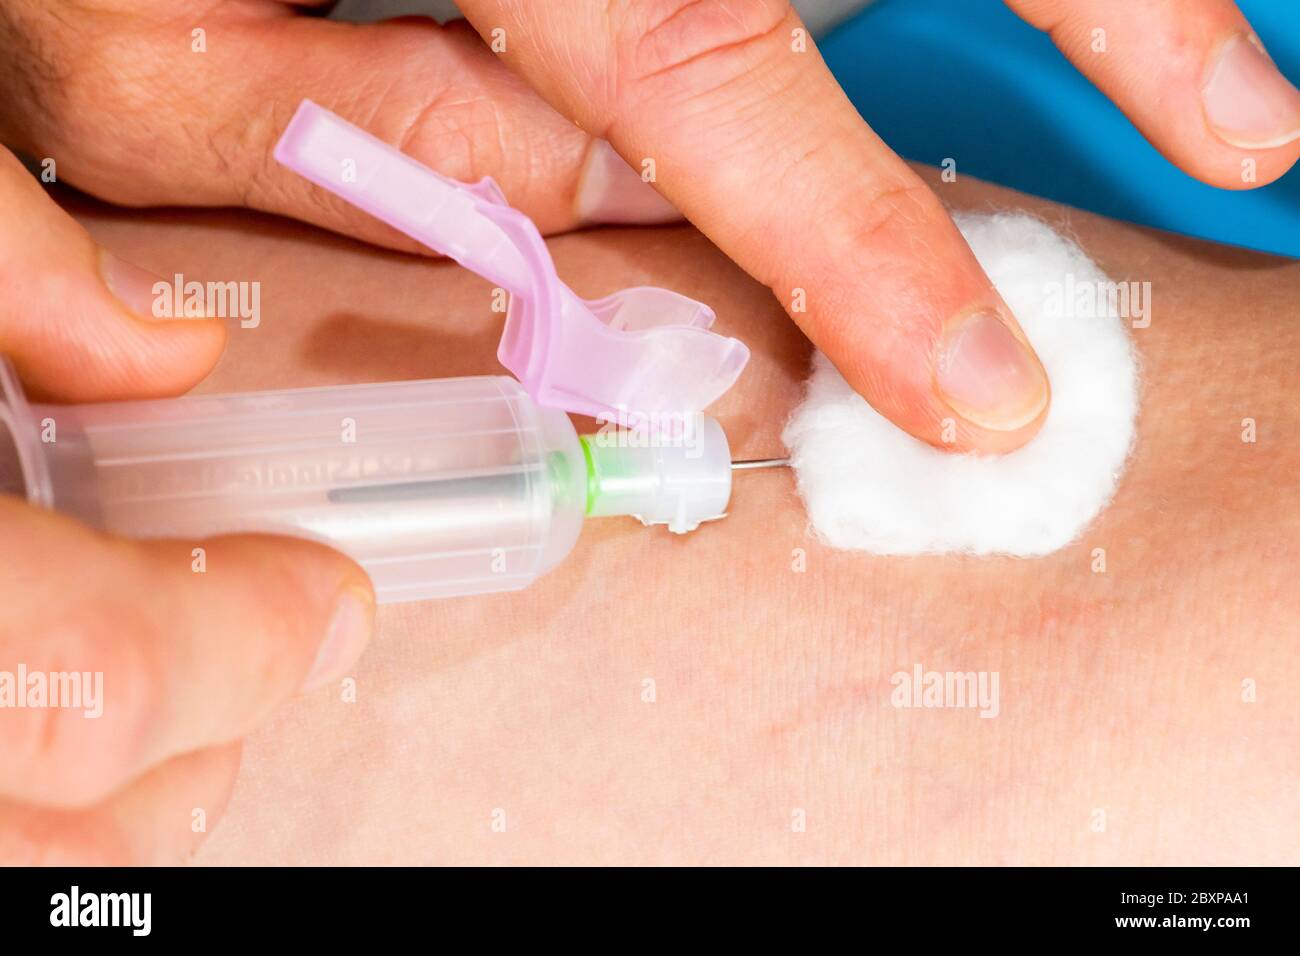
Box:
[5,1,1296,451]
[0,148,375,863]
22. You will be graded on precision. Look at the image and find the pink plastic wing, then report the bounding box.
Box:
[273,100,749,421]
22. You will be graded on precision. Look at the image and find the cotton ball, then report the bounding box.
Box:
[782,212,1139,557]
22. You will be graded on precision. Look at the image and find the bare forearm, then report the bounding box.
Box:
[66,171,1299,865]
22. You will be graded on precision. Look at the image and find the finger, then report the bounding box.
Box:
[244,17,681,232]
[0,497,374,807]
[457,0,1049,451]
[1007,0,1300,188]
[0,148,226,403]
[0,743,240,866]
[5,2,1044,449]
[4,9,677,255]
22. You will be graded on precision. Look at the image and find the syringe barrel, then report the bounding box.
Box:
[0,362,587,603]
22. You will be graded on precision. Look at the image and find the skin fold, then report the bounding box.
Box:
[57,168,1300,866]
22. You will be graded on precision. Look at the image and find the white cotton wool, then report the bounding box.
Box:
[781,213,1139,557]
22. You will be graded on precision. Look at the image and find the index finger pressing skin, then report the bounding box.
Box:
[458,0,1051,452]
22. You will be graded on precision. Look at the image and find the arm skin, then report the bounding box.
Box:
[64,168,1299,866]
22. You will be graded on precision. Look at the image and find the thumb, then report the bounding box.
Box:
[0,147,225,403]
[460,0,1050,452]
[0,497,373,808]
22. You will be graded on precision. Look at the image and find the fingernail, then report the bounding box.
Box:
[1202,33,1300,149]
[936,308,1049,432]
[575,139,681,225]
[99,250,171,321]
[301,588,373,692]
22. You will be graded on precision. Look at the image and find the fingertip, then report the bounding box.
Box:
[14,249,228,403]
[838,304,1051,455]
[1182,145,1300,191]
[1188,31,1300,190]
[933,306,1051,450]
[211,533,376,694]
[98,248,230,395]
[1201,33,1300,154]
[121,312,229,399]
[937,398,1050,455]
[102,532,378,767]
[1007,2,1300,191]
[574,139,682,225]
[300,584,375,693]
[0,150,230,402]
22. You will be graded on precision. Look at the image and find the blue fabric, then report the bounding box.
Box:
[822,0,1300,258]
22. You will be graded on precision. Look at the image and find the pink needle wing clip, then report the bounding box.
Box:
[274,100,749,423]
